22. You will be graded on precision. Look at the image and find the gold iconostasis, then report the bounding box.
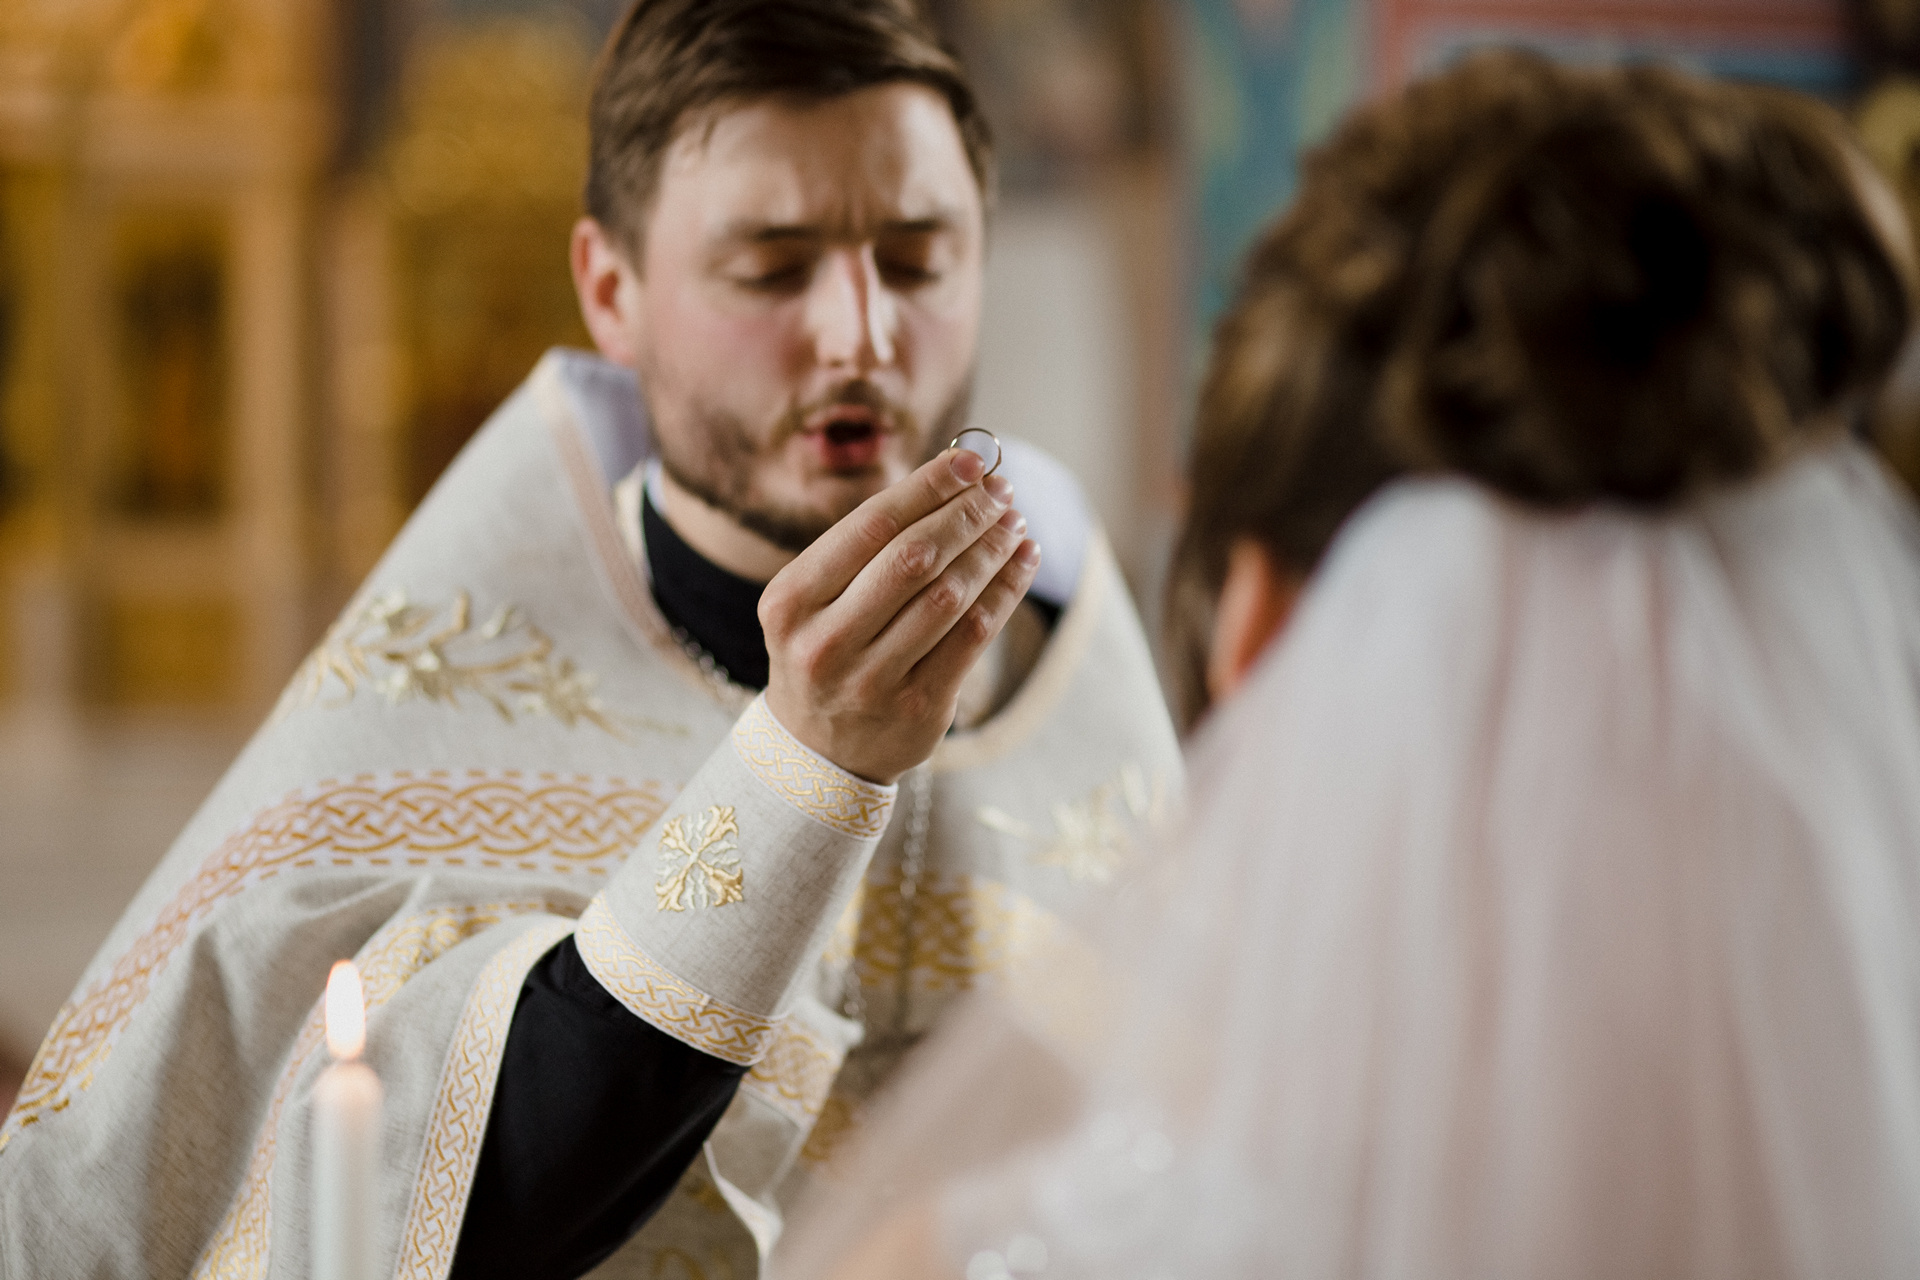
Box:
[0,0,317,714]
[0,0,598,715]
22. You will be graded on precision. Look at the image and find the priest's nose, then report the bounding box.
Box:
[808,245,896,372]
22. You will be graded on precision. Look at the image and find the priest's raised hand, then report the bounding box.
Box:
[762,446,1039,786]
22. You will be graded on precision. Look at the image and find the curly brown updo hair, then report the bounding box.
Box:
[1165,50,1913,726]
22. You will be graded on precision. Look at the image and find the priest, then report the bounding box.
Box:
[0,2,1180,1278]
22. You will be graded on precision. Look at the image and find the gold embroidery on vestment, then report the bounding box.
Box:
[0,771,665,1153]
[977,762,1166,884]
[798,1093,860,1168]
[574,898,778,1065]
[849,873,1066,995]
[647,1246,738,1280]
[396,915,576,1280]
[655,806,744,912]
[741,1018,845,1127]
[796,876,1071,1169]
[276,587,679,739]
[191,901,563,1279]
[683,1176,732,1216]
[730,696,893,839]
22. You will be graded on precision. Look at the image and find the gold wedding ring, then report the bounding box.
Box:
[949,427,1003,478]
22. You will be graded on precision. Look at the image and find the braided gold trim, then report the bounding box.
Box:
[729,696,894,839]
[395,915,577,1280]
[797,876,1068,1170]
[741,1017,845,1126]
[574,897,778,1065]
[191,901,563,1280]
[851,872,1067,994]
[0,771,665,1154]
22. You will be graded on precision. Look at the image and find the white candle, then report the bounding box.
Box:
[314,959,384,1280]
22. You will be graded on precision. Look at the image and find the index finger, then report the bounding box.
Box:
[780,447,989,607]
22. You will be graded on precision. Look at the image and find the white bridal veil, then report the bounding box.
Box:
[778,438,1920,1280]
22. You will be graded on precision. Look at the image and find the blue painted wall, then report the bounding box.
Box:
[1182,0,1363,335]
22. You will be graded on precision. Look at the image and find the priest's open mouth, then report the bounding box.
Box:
[802,405,891,471]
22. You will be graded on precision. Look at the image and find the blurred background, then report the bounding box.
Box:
[2,0,1917,1108]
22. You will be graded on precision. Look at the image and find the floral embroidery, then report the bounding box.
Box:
[978,764,1167,884]
[655,806,745,911]
[275,588,673,739]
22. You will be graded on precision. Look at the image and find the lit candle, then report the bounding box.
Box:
[314,959,383,1280]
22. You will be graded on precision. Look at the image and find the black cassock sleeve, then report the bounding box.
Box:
[450,936,746,1280]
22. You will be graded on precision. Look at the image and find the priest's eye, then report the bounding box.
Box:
[877,257,939,288]
[876,232,947,289]
[736,264,811,293]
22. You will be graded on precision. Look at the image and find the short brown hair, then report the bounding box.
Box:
[586,0,994,252]
[1166,51,1912,725]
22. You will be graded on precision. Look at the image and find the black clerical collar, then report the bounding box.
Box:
[642,490,771,690]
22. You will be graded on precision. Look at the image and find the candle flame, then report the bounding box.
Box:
[325,959,366,1060]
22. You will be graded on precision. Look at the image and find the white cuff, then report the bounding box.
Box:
[577,694,895,1061]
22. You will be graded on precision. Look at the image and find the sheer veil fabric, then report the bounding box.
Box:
[778,438,1920,1280]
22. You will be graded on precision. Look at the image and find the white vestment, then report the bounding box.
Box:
[0,349,1181,1279]
[779,439,1920,1280]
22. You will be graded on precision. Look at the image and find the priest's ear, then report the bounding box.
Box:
[1206,538,1300,705]
[571,217,647,368]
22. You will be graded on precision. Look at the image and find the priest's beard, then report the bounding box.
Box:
[654,376,975,553]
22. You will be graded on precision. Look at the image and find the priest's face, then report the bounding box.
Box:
[588,83,985,552]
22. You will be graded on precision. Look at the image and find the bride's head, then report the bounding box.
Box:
[1167,50,1913,726]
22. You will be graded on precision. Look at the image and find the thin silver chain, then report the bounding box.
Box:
[668,624,746,703]
[842,762,933,1042]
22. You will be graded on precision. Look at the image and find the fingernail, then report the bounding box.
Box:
[998,509,1027,536]
[983,474,1014,506]
[951,448,985,483]
[1017,540,1041,568]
